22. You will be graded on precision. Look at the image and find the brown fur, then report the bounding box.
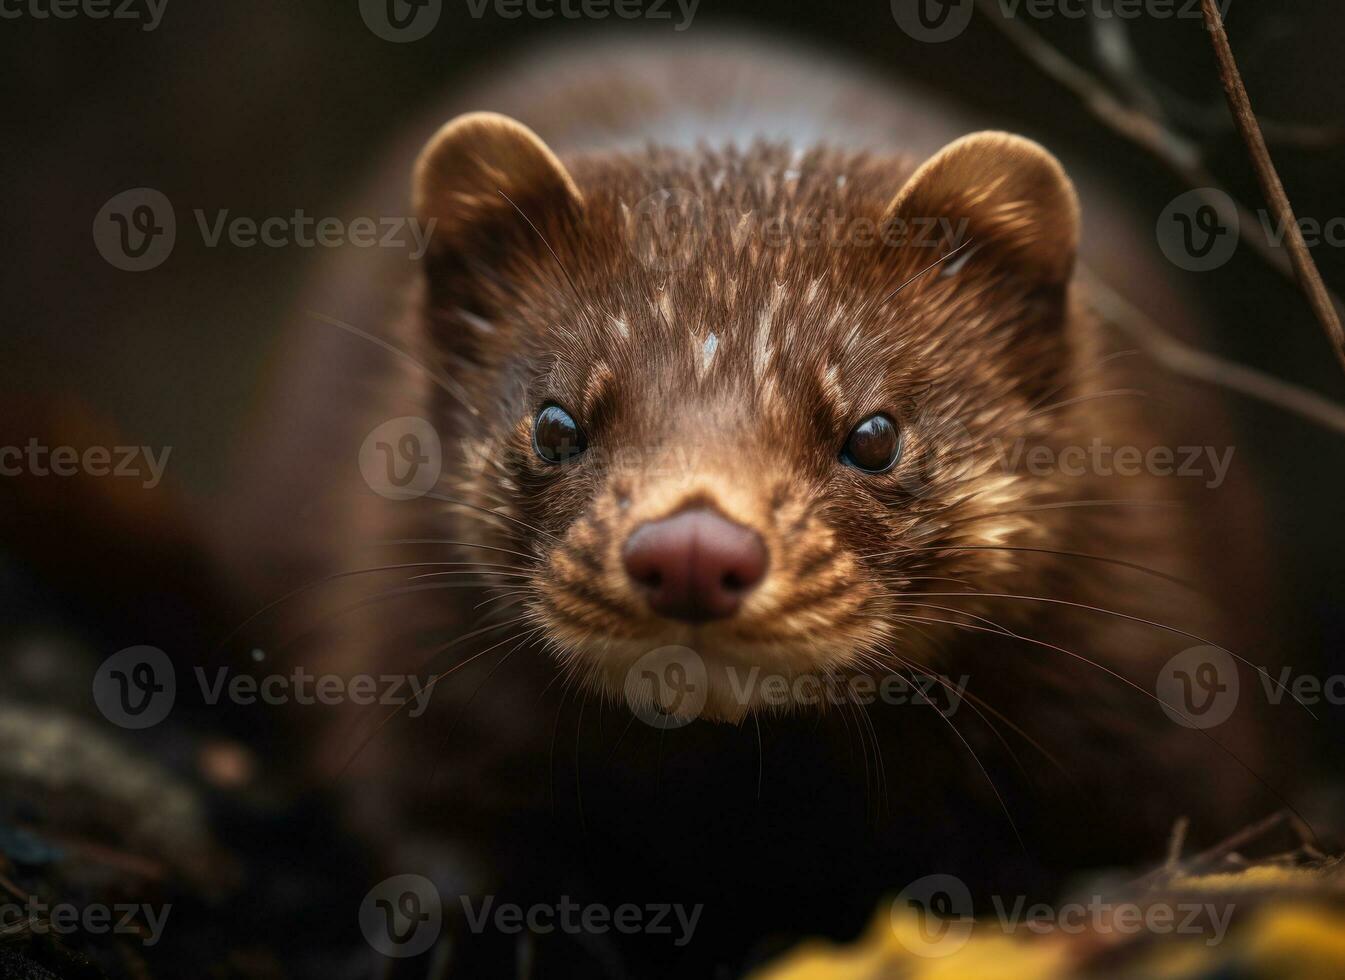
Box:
[230,38,1284,976]
[400,121,1174,727]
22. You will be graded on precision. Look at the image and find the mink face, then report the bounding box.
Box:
[413,115,1084,722]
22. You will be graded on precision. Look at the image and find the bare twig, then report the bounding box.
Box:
[1081,265,1345,435]
[1199,0,1345,374]
[973,0,1345,334]
[1183,810,1295,870]
[1090,10,1345,149]
[1165,816,1190,871]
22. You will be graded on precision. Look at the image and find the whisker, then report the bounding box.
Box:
[1023,348,1141,417]
[413,613,536,673]
[846,663,890,821]
[885,600,1026,637]
[604,708,642,765]
[421,489,562,543]
[214,559,530,652]
[862,543,1195,590]
[306,309,477,416]
[884,590,1315,719]
[379,538,542,564]
[497,189,608,339]
[408,569,536,582]
[337,621,542,776]
[879,238,976,307]
[276,581,526,652]
[548,679,569,816]
[473,589,536,611]
[429,632,537,791]
[938,498,1182,531]
[1021,387,1149,422]
[944,388,1151,465]
[884,649,1024,852]
[891,648,1069,781]
[751,710,764,801]
[574,688,589,832]
[889,612,1317,837]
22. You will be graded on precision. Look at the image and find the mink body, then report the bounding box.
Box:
[218,36,1283,978]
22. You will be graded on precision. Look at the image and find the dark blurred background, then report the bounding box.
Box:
[4,0,1343,734]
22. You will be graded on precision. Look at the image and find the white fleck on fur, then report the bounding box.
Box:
[656,290,674,327]
[941,242,983,278]
[457,309,495,333]
[753,283,786,379]
[698,331,719,377]
[821,363,847,417]
[728,211,755,254]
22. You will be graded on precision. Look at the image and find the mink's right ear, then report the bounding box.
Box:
[413,111,583,264]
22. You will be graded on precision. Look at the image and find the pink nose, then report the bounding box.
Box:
[622,508,768,622]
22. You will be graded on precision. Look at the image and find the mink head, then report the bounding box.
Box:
[410,112,1082,722]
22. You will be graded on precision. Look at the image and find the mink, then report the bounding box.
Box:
[215,35,1286,978]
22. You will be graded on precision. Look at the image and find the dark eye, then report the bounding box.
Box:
[841,414,901,473]
[533,404,587,464]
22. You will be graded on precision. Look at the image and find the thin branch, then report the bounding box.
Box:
[1080,264,1345,435]
[1164,815,1190,872]
[973,0,1345,335]
[1199,0,1345,375]
[1090,10,1345,149]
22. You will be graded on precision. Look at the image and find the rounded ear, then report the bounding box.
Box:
[413,111,583,257]
[884,131,1080,285]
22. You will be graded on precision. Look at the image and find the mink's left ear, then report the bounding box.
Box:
[883,131,1080,286]
[413,111,584,263]
[411,112,585,367]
